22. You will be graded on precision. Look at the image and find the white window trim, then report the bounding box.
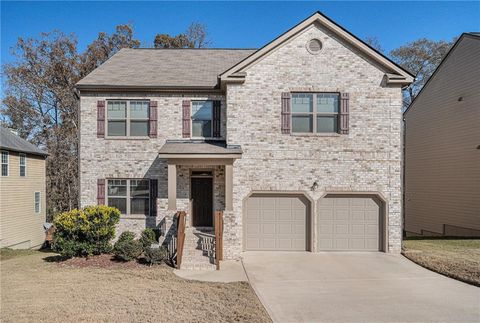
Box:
[291,92,340,134]
[106,179,150,216]
[105,100,150,139]
[191,100,214,139]
[19,153,27,177]
[1,150,8,177]
[34,191,41,214]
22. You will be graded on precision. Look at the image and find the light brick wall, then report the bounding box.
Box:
[225,23,403,257]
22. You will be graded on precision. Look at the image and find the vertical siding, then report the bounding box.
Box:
[405,36,480,236]
[0,151,47,248]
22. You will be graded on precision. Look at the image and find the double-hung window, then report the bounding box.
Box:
[1,151,8,176]
[291,93,339,134]
[19,153,26,177]
[107,101,149,137]
[34,192,41,213]
[191,100,213,138]
[107,179,150,216]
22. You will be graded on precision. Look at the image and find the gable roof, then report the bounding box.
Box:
[76,49,256,90]
[0,126,48,156]
[404,32,480,115]
[220,11,414,86]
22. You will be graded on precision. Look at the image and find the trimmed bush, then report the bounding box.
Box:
[117,231,136,243]
[113,238,143,261]
[139,228,157,250]
[52,206,120,258]
[144,246,167,265]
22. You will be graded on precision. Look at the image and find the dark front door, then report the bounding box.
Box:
[191,177,213,227]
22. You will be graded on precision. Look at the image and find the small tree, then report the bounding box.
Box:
[52,205,120,258]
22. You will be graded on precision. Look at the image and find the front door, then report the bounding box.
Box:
[191,177,213,227]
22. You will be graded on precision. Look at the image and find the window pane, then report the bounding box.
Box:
[130,101,149,119]
[317,116,338,133]
[130,179,149,198]
[131,198,149,215]
[1,152,8,164]
[1,164,7,176]
[130,121,149,136]
[35,192,40,213]
[317,94,339,113]
[20,166,26,177]
[292,94,313,113]
[107,101,127,118]
[20,154,26,166]
[108,180,127,196]
[108,198,127,214]
[108,121,126,136]
[192,120,212,137]
[292,115,313,133]
[192,101,213,121]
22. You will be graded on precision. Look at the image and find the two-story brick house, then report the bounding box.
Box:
[76,12,413,267]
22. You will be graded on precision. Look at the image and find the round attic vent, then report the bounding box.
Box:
[307,38,322,54]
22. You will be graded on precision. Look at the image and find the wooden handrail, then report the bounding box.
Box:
[176,211,186,269]
[214,211,224,270]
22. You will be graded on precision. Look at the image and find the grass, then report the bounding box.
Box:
[0,252,271,323]
[402,238,480,286]
[0,248,39,261]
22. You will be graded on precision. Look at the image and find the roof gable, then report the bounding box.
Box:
[220,11,414,85]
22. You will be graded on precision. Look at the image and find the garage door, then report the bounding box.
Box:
[318,196,382,251]
[245,195,308,251]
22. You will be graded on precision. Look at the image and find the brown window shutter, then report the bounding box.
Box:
[212,100,221,138]
[339,93,350,134]
[182,100,191,138]
[97,179,105,205]
[149,101,158,138]
[281,92,292,134]
[149,179,158,217]
[97,100,105,138]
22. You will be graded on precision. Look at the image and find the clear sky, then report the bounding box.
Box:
[1,1,479,67]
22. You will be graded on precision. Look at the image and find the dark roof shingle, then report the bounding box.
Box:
[76,48,256,89]
[0,126,48,156]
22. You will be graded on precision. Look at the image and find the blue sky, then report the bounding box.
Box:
[1,1,479,67]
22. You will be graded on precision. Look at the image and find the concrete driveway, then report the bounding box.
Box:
[242,252,480,323]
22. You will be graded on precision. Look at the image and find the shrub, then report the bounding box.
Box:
[144,246,167,265]
[139,228,157,250]
[117,231,136,243]
[113,238,143,261]
[52,206,120,258]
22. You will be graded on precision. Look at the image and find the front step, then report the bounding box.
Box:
[180,227,216,271]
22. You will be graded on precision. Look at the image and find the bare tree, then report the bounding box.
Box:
[186,22,210,48]
[390,38,455,108]
[154,22,210,48]
[364,36,384,53]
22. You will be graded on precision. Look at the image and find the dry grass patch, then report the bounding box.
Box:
[1,252,271,323]
[403,239,480,286]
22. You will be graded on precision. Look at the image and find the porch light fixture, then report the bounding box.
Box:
[311,181,319,191]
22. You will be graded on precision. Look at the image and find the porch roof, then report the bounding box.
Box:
[158,140,242,159]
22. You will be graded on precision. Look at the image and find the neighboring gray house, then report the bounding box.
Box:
[76,12,413,268]
[404,33,480,237]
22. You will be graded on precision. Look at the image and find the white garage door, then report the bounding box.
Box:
[245,195,308,251]
[318,196,382,251]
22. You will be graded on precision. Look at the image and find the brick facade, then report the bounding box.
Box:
[79,23,403,258]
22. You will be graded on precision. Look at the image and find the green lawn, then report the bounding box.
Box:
[403,239,480,286]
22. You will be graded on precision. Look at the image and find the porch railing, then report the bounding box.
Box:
[175,211,186,269]
[214,211,224,270]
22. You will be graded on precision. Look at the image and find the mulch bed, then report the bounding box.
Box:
[57,254,163,269]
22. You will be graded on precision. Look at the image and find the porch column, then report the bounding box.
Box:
[168,163,177,210]
[225,164,233,211]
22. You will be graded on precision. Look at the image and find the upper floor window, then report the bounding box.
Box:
[291,93,339,133]
[34,192,41,213]
[19,153,26,177]
[191,101,213,138]
[107,100,149,137]
[1,150,8,176]
[107,179,150,216]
